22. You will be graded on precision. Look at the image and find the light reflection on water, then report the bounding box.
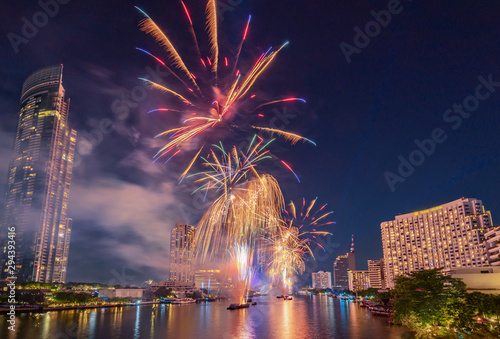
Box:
[0,296,413,339]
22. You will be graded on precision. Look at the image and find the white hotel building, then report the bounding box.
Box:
[381,198,492,288]
[312,271,332,289]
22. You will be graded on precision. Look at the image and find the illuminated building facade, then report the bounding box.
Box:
[194,269,223,295]
[381,198,492,288]
[484,226,500,266]
[170,223,195,283]
[333,235,356,290]
[312,271,332,289]
[348,270,370,292]
[0,65,76,283]
[367,259,386,289]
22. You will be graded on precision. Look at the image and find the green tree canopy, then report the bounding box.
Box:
[392,268,467,336]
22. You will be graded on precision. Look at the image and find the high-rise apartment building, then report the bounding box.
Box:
[333,235,356,290]
[170,223,195,283]
[381,198,492,288]
[367,259,386,289]
[348,270,370,292]
[312,271,332,289]
[484,226,500,266]
[0,65,76,283]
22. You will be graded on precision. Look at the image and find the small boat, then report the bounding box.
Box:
[227,303,250,310]
[251,302,257,305]
[369,305,392,316]
[171,298,196,305]
[360,300,369,307]
[276,295,284,299]
[284,296,293,300]
[247,298,252,302]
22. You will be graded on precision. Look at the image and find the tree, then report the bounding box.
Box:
[53,292,92,304]
[18,291,45,305]
[392,268,467,336]
[154,287,175,298]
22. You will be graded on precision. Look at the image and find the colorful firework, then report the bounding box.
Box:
[135,3,314,180]
[188,135,301,189]
[266,224,308,295]
[284,197,334,248]
[192,140,285,261]
[191,141,285,303]
[265,198,334,293]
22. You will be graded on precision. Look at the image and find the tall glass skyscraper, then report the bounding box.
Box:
[0,65,77,283]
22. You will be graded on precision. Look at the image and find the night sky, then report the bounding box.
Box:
[1,0,500,285]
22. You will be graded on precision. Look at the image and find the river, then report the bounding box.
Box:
[0,295,413,339]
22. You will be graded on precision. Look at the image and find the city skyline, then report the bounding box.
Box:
[1,1,500,285]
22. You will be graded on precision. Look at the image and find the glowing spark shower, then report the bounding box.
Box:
[191,140,285,302]
[266,198,334,294]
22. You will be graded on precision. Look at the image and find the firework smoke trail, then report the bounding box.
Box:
[135,4,314,172]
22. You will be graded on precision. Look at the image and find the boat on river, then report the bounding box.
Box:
[227,303,250,310]
[171,298,196,305]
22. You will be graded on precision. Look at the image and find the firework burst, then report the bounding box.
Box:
[265,198,334,293]
[284,197,334,248]
[135,2,315,181]
[191,140,285,302]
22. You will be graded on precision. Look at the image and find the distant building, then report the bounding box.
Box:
[170,223,195,283]
[381,198,492,288]
[348,270,370,292]
[312,271,332,289]
[151,281,199,294]
[484,226,500,266]
[333,235,356,290]
[367,259,386,289]
[444,266,500,292]
[0,65,77,283]
[195,269,222,295]
[98,289,143,299]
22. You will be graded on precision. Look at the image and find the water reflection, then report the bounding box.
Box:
[88,311,96,339]
[0,297,412,339]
